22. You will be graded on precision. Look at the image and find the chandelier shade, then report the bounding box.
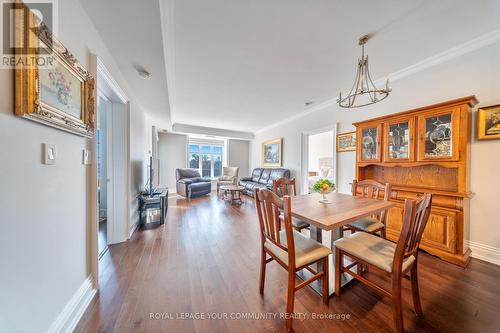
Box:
[337,35,391,108]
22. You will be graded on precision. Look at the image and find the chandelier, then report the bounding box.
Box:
[337,34,391,108]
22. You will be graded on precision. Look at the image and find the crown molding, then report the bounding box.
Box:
[96,57,129,104]
[159,0,176,122]
[255,28,500,135]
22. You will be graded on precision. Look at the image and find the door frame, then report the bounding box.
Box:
[300,124,338,195]
[88,55,130,289]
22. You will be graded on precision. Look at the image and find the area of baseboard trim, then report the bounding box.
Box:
[46,276,96,333]
[466,240,500,266]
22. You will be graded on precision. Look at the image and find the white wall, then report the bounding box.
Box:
[250,42,500,258]
[0,0,149,331]
[308,131,333,172]
[228,139,250,180]
[158,133,188,192]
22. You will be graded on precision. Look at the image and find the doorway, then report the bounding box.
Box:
[89,55,131,290]
[301,126,337,195]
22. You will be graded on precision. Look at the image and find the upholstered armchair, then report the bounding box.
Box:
[217,167,239,195]
[175,168,212,198]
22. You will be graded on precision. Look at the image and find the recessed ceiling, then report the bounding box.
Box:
[161,0,500,132]
[83,0,500,133]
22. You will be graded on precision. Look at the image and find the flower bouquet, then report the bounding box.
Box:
[312,179,335,203]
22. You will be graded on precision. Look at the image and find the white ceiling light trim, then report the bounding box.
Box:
[255,28,500,134]
[159,0,177,122]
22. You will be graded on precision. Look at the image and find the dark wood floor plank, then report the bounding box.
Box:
[75,194,500,333]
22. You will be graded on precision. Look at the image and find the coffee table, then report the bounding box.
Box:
[220,185,245,204]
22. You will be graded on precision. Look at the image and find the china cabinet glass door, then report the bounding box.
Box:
[358,124,382,162]
[384,118,415,162]
[417,109,460,161]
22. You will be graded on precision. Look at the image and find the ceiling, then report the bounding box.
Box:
[80,0,171,128]
[83,0,500,133]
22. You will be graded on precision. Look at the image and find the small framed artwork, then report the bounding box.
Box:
[14,3,95,137]
[337,131,356,152]
[477,105,500,140]
[262,138,283,167]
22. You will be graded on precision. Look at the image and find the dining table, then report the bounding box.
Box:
[291,192,395,297]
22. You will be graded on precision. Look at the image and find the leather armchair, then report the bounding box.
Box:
[175,168,212,198]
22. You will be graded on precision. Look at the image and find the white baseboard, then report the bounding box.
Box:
[466,240,500,266]
[46,277,97,333]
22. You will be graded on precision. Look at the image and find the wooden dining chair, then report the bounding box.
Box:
[334,194,432,333]
[255,188,331,331]
[344,179,392,238]
[272,178,310,232]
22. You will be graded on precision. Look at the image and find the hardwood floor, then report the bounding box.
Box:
[75,194,500,333]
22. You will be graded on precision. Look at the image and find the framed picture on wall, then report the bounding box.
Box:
[262,138,282,166]
[477,105,500,140]
[14,2,95,137]
[336,131,356,152]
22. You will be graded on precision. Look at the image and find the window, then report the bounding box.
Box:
[188,142,224,178]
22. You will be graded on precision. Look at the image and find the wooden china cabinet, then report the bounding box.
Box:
[353,96,478,267]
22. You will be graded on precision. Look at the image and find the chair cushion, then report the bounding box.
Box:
[347,217,385,233]
[222,167,239,178]
[292,218,310,229]
[259,169,271,184]
[266,168,290,186]
[264,230,331,268]
[251,168,264,182]
[333,232,415,273]
[279,213,310,230]
[218,180,234,185]
[176,168,201,180]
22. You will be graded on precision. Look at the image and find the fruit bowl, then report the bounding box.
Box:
[312,179,336,203]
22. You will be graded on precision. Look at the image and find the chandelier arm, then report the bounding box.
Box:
[338,34,390,108]
[345,60,363,99]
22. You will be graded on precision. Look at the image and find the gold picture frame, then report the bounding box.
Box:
[262,138,282,167]
[477,105,500,140]
[337,131,356,152]
[14,2,95,137]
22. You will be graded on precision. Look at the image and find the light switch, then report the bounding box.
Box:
[82,149,91,165]
[42,143,56,165]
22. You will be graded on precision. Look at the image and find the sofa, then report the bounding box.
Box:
[239,168,290,197]
[175,168,212,198]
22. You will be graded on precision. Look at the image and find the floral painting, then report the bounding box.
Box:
[40,60,82,119]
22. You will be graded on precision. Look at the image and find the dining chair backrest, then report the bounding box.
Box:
[255,188,296,268]
[352,179,392,223]
[393,194,433,272]
[272,178,297,197]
